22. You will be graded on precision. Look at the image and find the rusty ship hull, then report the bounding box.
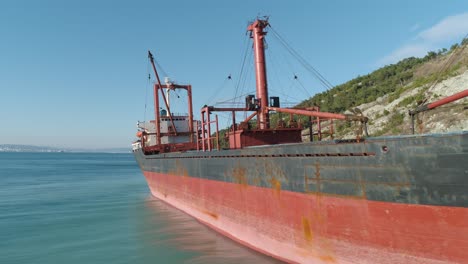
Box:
[134,131,468,263]
[134,18,468,263]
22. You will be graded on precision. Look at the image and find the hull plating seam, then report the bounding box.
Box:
[146,152,376,159]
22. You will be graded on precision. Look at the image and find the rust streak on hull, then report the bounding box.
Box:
[143,170,468,264]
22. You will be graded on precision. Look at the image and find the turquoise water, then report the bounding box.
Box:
[0,153,280,264]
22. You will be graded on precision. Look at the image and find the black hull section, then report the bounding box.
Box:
[134,131,468,208]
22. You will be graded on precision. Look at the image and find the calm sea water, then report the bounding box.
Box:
[0,152,280,264]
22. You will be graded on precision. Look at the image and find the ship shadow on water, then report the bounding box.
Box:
[139,196,283,264]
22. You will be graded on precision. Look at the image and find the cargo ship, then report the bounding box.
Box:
[133,19,468,263]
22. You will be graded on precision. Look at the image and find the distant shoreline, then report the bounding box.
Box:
[0,144,130,153]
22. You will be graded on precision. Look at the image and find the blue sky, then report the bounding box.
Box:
[1,0,467,148]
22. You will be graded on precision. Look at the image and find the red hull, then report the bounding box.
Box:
[143,171,468,263]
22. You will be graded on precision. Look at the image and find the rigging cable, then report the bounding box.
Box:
[239,53,254,120]
[275,44,311,99]
[269,25,334,90]
[153,57,169,79]
[265,34,314,102]
[144,59,151,122]
[215,91,257,104]
[294,75,313,98]
[239,50,254,102]
[265,40,287,99]
[206,75,232,106]
[285,76,305,101]
[233,34,252,103]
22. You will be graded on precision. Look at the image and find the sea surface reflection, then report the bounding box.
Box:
[139,196,282,264]
[0,152,281,264]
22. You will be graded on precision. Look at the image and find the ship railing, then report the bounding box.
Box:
[198,108,220,152]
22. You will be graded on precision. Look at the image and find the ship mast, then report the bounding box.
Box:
[247,19,270,129]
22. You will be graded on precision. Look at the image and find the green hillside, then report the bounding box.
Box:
[298,38,467,113]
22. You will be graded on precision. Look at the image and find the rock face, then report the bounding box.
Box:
[302,69,468,141]
[353,70,468,137]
